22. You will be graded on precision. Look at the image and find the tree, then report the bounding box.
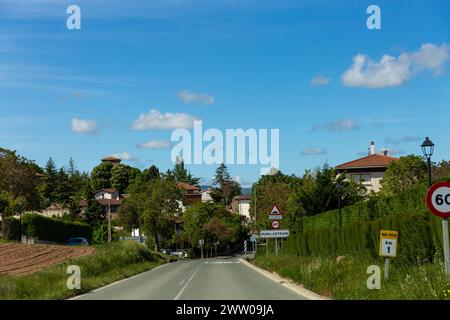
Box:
[380,155,427,196]
[0,147,41,212]
[182,202,247,252]
[39,157,58,205]
[211,164,241,205]
[91,162,113,191]
[433,160,450,181]
[171,158,200,186]
[249,170,298,229]
[53,167,71,206]
[119,174,182,250]
[111,164,129,194]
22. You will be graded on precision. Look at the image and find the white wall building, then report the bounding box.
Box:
[335,142,399,193]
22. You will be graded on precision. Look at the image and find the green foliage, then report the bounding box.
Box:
[39,157,58,205]
[91,162,113,191]
[380,155,427,196]
[92,223,108,245]
[111,164,130,194]
[0,147,41,212]
[211,163,241,205]
[182,202,247,250]
[1,217,21,241]
[250,171,296,230]
[253,255,448,300]
[119,174,181,249]
[299,182,430,232]
[84,199,106,228]
[170,158,200,186]
[21,214,92,243]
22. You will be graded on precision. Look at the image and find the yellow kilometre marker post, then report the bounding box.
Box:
[379,230,398,280]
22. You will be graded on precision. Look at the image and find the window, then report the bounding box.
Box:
[351,174,371,183]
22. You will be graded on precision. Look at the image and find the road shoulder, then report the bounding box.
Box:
[239,258,331,300]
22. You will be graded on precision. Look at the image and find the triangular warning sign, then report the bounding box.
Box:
[270,205,281,215]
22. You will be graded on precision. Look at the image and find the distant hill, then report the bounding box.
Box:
[200,185,251,196]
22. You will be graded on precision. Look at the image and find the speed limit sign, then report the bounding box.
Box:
[426,181,450,218]
[426,181,450,277]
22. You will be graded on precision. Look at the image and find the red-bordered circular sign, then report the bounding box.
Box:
[426,181,450,218]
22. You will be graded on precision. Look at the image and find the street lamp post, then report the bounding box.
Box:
[421,137,434,187]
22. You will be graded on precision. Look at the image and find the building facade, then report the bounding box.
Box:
[335,142,398,193]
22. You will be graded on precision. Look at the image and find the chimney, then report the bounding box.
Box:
[370,141,375,155]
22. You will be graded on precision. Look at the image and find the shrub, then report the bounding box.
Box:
[21,214,92,243]
[1,217,21,241]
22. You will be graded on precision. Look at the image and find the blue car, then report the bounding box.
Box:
[67,237,89,246]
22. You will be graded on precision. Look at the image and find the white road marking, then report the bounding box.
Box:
[179,279,185,286]
[174,263,202,300]
[69,262,171,300]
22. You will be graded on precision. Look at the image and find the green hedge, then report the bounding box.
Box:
[21,214,92,243]
[285,214,444,265]
[299,182,431,232]
[1,217,21,241]
[277,179,450,267]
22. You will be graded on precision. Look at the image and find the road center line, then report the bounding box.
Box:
[179,279,185,286]
[174,263,202,300]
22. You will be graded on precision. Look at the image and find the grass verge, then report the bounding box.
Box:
[0,241,174,300]
[252,254,450,299]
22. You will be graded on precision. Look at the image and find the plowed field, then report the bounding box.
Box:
[0,243,95,276]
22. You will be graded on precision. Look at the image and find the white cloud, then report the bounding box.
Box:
[137,140,172,149]
[178,90,215,105]
[384,136,420,146]
[108,152,135,161]
[310,76,330,87]
[131,109,199,130]
[311,118,359,133]
[342,43,449,89]
[301,147,327,156]
[71,117,97,134]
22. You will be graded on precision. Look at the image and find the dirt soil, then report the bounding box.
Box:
[0,243,95,276]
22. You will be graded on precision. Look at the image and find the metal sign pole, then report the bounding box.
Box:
[275,238,278,256]
[266,239,268,258]
[443,218,450,276]
[384,258,389,280]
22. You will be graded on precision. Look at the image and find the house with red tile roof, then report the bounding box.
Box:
[79,188,123,219]
[176,182,202,211]
[335,142,398,192]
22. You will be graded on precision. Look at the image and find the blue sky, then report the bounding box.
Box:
[1,0,449,187]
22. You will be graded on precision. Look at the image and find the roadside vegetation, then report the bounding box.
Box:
[253,254,449,300]
[0,241,171,300]
[249,156,450,300]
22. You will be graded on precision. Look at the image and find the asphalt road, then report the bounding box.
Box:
[73,256,307,300]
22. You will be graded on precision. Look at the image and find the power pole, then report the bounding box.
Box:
[107,200,112,243]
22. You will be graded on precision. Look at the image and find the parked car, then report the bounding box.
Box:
[160,248,172,255]
[67,237,89,246]
[171,249,189,258]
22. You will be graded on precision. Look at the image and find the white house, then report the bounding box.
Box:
[94,188,120,200]
[335,142,398,193]
[231,195,251,221]
[201,188,213,203]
